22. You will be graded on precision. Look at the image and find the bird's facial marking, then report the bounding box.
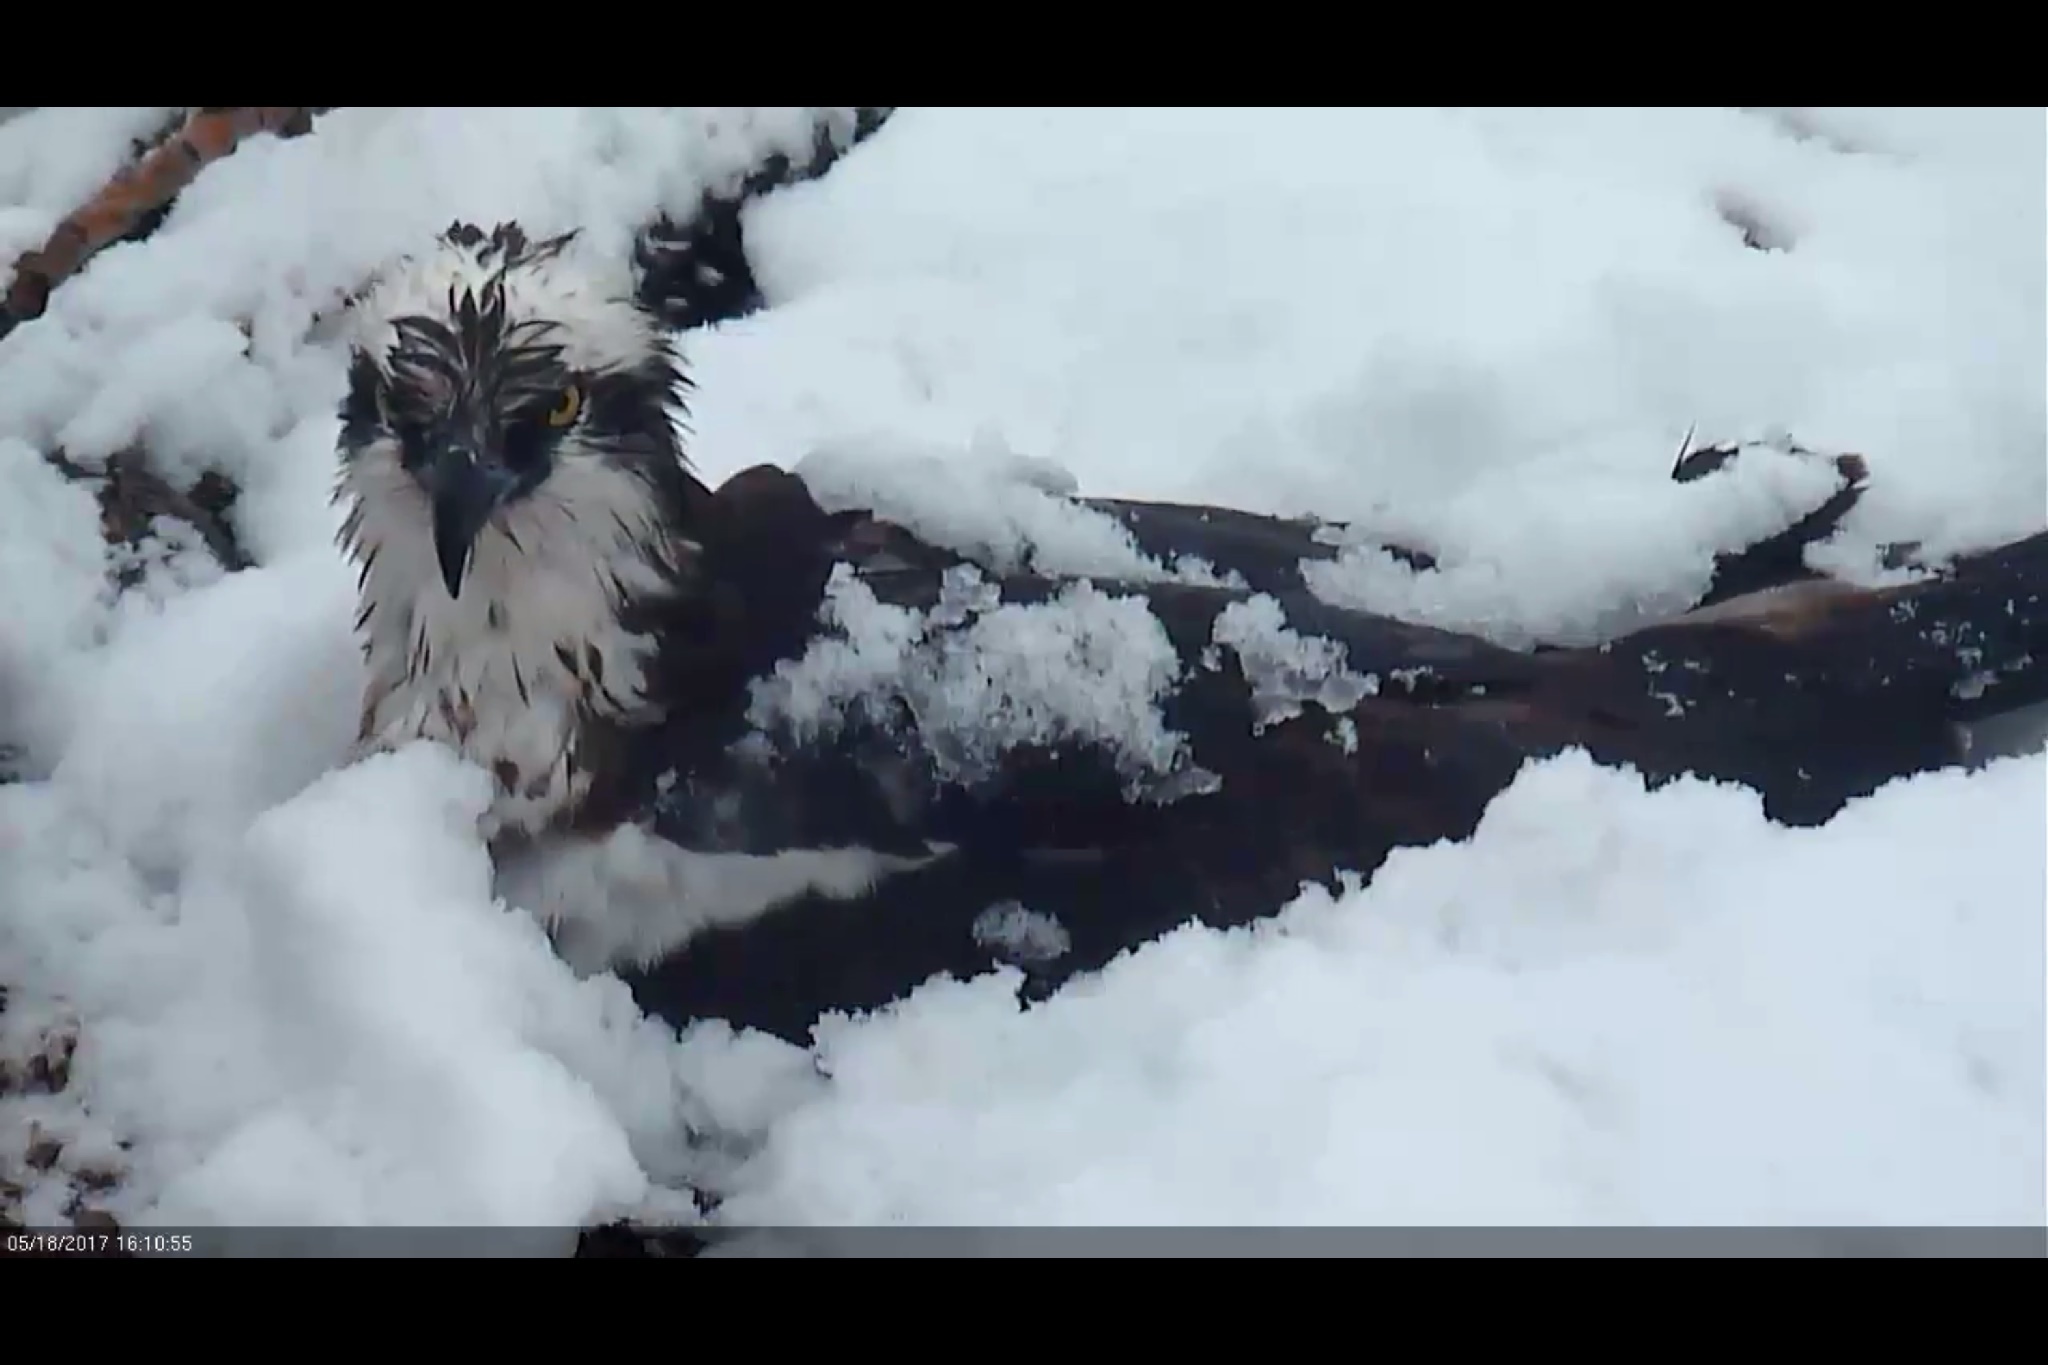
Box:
[361,279,608,599]
[336,221,676,594]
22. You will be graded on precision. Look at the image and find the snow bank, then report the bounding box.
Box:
[0,563,690,1229]
[701,106,2045,641]
[0,108,877,1233]
[4,107,2042,1238]
[702,751,2046,1229]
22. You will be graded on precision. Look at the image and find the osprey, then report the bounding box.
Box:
[335,220,713,846]
[331,217,954,977]
[331,220,2048,1053]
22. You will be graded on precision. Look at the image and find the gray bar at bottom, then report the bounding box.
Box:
[18,1225,2040,1258]
[690,1226,2048,1258]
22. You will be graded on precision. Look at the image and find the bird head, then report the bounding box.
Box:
[332,220,693,601]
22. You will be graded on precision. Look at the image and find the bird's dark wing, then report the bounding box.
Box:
[573,462,968,857]
[604,459,2048,1045]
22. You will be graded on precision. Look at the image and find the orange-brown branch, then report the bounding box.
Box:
[1,106,332,339]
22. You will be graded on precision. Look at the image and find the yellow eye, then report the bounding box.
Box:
[545,385,583,428]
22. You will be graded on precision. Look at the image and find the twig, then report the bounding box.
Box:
[1669,421,1697,477]
[1,106,333,343]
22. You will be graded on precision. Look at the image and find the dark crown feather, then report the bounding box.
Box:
[379,223,589,416]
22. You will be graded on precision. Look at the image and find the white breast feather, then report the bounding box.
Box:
[342,437,683,839]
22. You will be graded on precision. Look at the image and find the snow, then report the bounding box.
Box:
[2,107,2043,1241]
[746,562,1212,801]
[1207,593,1381,733]
[496,823,944,977]
[705,752,2044,1230]
[701,106,2045,640]
[794,435,1245,586]
[971,901,1073,969]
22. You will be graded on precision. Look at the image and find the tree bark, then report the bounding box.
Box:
[586,455,2047,1048]
[1,107,332,343]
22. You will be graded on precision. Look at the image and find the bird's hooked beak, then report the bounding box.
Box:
[426,441,519,599]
